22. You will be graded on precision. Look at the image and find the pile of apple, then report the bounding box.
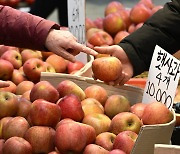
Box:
[0,78,173,154]
[86,0,163,47]
[0,44,85,93]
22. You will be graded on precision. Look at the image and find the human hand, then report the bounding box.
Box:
[45,29,98,62]
[94,45,134,85]
[0,80,10,88]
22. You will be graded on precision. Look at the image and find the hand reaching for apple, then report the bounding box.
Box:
[94,45,133,85]
[45,29,98,62]
[0,80,10,88]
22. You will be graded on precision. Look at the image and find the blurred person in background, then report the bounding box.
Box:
[29,0,68,26]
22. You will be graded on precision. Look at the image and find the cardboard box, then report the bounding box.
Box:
[40,72,176,154]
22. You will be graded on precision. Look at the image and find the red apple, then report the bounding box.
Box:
[113,130,138,154]
[81,98,104,116]
[0,80,16,93]
[57,94,84,122]
[0,117,13,139]
[1,49,22,69]
[85,17,97,31]
[30,80,59,103]
[84,85,108,106]
[2,116,30,140]
[0,91,18,118]
[24,126,56,154]
[109,149,126,154]
[55,121,96,153]
[95,132,116,151]
[23,58,46,83]
[41,51,54,60]
[103,12,125,36]
[2,137,32,154]
[67,61,85,74]
[29,99,61,127]
[130,3,152,24]
[21,90,31,101]
[83,144,109,154]
[82,113,111,135]
[21,49,42,64]
[114,30,130,45]
[104,1,124,16]
[105,94,131,119]
[130,102,147,119]
[46,54,68,73]
[16,97,32,119]
[92,56,122,82]
[56,80,86,101]
[11,69,27,85]
[93,17,104,29]
[44,62,56,73]
[128,23,136,33]
[0,45,19,56]
[110,112,143,135]
[0,59,14,80]
[16,80,34,95]
[141,101,174,125]
[139,0,154,9]
[0,139,5,154]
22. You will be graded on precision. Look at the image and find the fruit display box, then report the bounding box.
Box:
[40,72,176,154]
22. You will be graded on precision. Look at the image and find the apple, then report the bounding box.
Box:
[44,62,56,73]
[128,23,136,33]
[56,80,86,101]
[109,112,143,135]
[0,91,18,118]
[83,144,109,154]
[92,56,122,82]
[2,116,30,140]
[0,59,14,80]
[104,94,131,119]
[55,118,75,130]
[81,98,104,116]
[16,80,34,95]
[55,121,96,153]
[95,132,116,151]
[21,49,42,64]
[85,17,97,31]
[130,3,152,24]
[2,136,32,154]
[113,130,138,154]
[0,80,16,93]
[141,101,174,125]
[41,51,54,60]
[46,54,68,73]
[0,45,19,56]
[67,61,85,74]
[82,113,111,135]
[139,0,154,9]
[0,117,13,139]
[57,94,84,122]
[103,12,125,36]
[1,49,22,69]
[30,80,59,103]
[84,85,108,106]
[104,1,124,16]
[113,30,130,45]
[87,28,114,46]
[21,90,31,101]
[130,102,147,119]
[11,69,27,85]
[0,139,5,154]
[109,149,126,154]
[16,97,32,119]
[24,126,56,154]
[93,17,104,29]
[23,58,46,83]
[28,99,61,127]
[95,53,111,59]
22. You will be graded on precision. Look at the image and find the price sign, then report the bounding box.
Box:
[68,0,86,63]
[142,45,180,109]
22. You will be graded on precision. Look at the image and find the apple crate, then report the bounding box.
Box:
[40,72,176,154]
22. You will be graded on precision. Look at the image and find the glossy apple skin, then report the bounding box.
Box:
[83,144,109,154]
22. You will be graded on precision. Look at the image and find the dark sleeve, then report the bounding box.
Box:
[0,5,60,51]
[119,0,180,76]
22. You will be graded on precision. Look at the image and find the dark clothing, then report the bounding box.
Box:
[29,0,68,26]
[120,0,180,76]
[0,5,60,51]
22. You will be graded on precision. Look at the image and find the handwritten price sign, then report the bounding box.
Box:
[142,45,180,109]
[68,0,86,44]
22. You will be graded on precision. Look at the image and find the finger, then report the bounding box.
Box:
[53,47,76,62]
[94,46,113,55]
[70,43,98,56]
[0,81,10,88]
